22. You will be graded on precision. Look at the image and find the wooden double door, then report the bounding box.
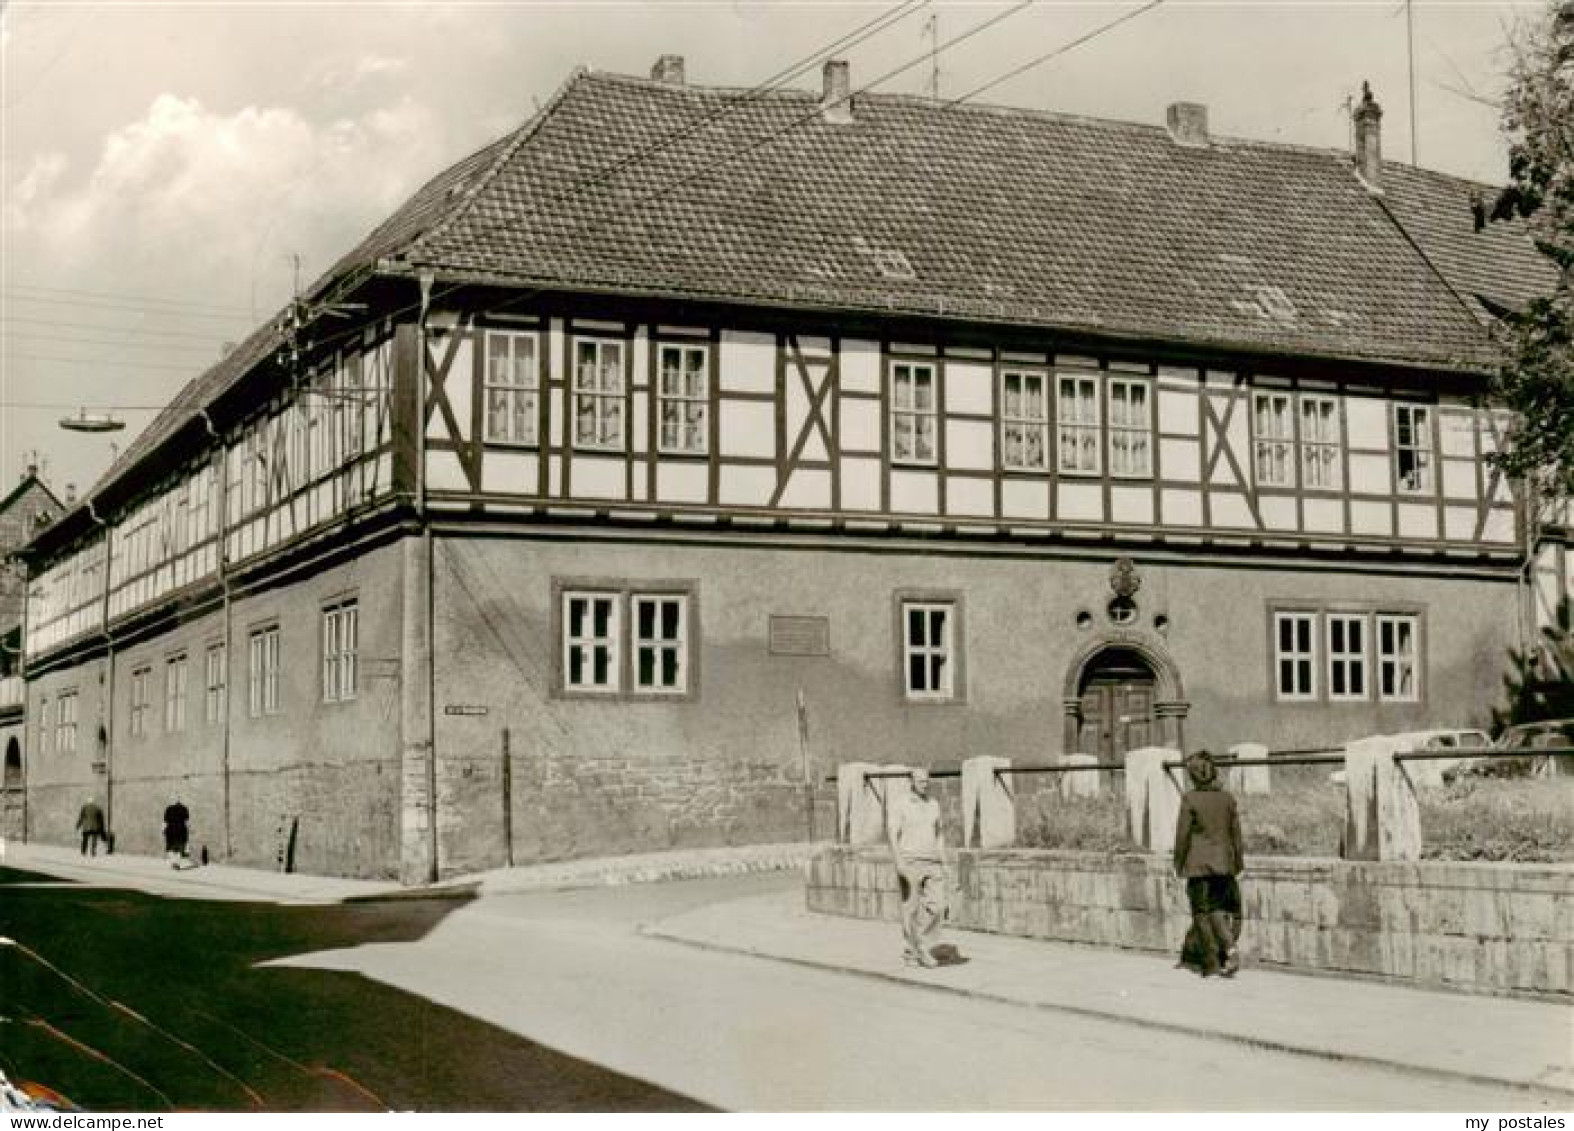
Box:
[1077,649,1157,760]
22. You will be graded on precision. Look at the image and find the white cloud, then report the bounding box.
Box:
[4,92,445,309]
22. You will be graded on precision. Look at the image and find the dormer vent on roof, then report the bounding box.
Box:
[821,59,853,124]
[1353,81,1383,192]
[1165,102,1209,147]
[650,54,686,85]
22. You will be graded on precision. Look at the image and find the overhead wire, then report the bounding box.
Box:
[301,0,1043,362]
[295,0,935,343]
[51,0,1163,477]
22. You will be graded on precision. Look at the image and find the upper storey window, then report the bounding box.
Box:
[1057,375,1100,475]
[1108,378,1152,478]
[1393,403,1434,494]
[1254,392,1294,486]
[1000,369,1049,471]
[485,331,539,446]
[1300,395,1341,490]
[658,344,709,455]
[573,339,625,451]
[891,362,937,466]
[1254,390,1344,490]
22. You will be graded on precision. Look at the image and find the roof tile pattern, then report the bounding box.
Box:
[70,69,1556,524]
[383,71,1548,370]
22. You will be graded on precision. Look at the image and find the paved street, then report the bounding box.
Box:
[0,863,706,1112]
[276,873,1569,1111]
[4,842,1569,1113]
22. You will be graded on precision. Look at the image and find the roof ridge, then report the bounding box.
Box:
[401,66,591,266]
[581,67,1503,186]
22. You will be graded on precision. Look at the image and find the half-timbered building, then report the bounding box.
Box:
[17,60,1560,880]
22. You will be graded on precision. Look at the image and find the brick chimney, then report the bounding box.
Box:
[650,54,685,86]
[1353,81,1383,192]
[1165,102,1209,147]
[821,59,852,124]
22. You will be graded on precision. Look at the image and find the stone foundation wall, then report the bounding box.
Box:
[807,846,1574,996]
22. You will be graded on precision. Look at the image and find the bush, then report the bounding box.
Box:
[1010,766,1574,863]
[1420,775,1574,863]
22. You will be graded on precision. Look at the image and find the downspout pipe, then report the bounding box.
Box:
[85,500,114,832]
[199,409,234,860]
[417,269,439,884]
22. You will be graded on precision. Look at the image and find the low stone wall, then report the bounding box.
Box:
[807,846,1574,997]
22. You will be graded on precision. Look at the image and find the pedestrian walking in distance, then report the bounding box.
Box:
[163,797,191,867]
[888,768,947,968]
[1173,750,1244,978]
[75,799,106,857]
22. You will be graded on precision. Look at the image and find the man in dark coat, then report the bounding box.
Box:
[1173,750,1244,977]
[75,799,106,856]
[163,798,191,866]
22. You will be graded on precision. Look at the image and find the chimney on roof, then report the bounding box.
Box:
[1353,81,1383,192]
[1165,102,1209,147]
[65,483,77,505]
[821,59,853,124]
[22,462,37,482]
[650,54,685,86]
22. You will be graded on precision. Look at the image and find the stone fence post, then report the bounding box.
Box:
[1342,735,1421,861]
[836,762,913,846]
[1058,752,1102,798]
[1226,742,1271,794]
[961,755,1014,848]
[1124,745,1183,856]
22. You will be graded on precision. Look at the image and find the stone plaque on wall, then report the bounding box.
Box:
[769,615,830,657]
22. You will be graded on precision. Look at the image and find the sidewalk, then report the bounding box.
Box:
[645,887,1574,1100]
[0,838,818,905]
[0,841,398,904]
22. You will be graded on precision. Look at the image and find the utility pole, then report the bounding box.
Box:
[925,13,940,100]
[1406,0,1418,164]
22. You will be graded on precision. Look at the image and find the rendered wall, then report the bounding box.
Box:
[807,846,1573,996]
[428,531,1516,875]
[22,541,405,878]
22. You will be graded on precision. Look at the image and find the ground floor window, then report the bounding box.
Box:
[249,625,281,717]
[1274,612,1316,700]
[165,654,188,732]
[56,691,77,752]
[897,594,964,702]
[1271,605,1422,704]
[633,595,688,694]
[1377,614,1420,701]
[130,666,152,737]
[563,592,620,693]
[322,600,359,703]
[557,582,697,699]
[1327,614,1368,700]
[205,643,226,724]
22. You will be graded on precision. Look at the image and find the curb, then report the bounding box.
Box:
[433,848,816,898]
[641,924,1574,1102]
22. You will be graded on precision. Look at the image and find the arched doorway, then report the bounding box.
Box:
[1074,647,1157,760]
[1062,635,1188,757]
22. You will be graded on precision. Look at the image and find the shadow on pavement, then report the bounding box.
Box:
[0,883,710,1113]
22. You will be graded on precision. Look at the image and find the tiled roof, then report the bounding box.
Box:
[65,68,1557,530]
[376,70,1554,372]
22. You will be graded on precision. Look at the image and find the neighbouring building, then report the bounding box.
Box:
[2,466,63,838]
[15,61,1560,881]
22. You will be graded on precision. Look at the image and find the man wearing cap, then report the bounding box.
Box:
[1173,750,1244,977]
[888,768,947,968]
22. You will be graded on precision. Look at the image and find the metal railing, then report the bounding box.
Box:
[828,744,1574,788]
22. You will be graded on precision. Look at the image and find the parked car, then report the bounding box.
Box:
[1484,718,1574,780]
[1329,728,1492,787]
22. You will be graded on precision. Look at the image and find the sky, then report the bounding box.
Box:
[0,0,1548,500]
